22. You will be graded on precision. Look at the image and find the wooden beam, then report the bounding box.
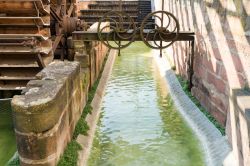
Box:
[72,30,194,42]
[36,54,45,68]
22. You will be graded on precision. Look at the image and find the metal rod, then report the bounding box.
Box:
[188,39,195,90]
[73,31,195,41]
[160,0,164,58]
[0,98,12,101]
[119,0,122,11]
[162,0,165,10]
[118,0,123,53]
[161,0,165,26]
[118,41,121,56]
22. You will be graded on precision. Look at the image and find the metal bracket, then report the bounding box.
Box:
[97,0,181,57]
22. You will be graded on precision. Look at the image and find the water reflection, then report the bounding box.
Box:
[88,42,204,166]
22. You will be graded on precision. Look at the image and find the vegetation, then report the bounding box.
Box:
[176,75,225,135]
[6,156,20,166]
[244,84,250,92]
[0,101,18,166]
[58,51,109,166]
[73,118,89,140]
[57,141,82,166]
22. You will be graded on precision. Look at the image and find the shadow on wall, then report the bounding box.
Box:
[231,88,250,166]
[164,0,249,125]
[160,0,250,165]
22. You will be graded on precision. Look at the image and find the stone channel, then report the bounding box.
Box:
[87,42,205,166]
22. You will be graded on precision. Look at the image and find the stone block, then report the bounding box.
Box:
[12,80,67,133]
[11,27,109,164]
[207,71,226,94]
[75,53,89,68]
[16,131,57,160]
[56,110,71,160]
[11,61,84,165]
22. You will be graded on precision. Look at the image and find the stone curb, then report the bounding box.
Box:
[153,50,232,166]
[77,49,117,166]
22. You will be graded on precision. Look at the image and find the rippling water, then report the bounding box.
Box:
[0,100,16,165]
[88,42,204,166]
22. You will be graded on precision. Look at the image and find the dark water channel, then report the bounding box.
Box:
[0,101,16,165]
[88,42,204,166]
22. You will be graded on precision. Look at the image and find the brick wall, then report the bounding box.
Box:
[232,89,250,166]
[154,0,250,165]
[156,0,250,126]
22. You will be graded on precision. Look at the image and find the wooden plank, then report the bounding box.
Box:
[0,76,36,81]
[36,54,45,68]
[0,84,26,91]
[52,35,63,53]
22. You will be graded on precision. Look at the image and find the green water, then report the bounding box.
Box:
[0,101,17,165]
[88,42,205,166]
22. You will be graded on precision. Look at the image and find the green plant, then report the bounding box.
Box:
[57,141,82,166]
[176,75,225,135]
[244,83,250,92]
[6,157,20,166]
[58,50,110,165]
[73,118,89,139]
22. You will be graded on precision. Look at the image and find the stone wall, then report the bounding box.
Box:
[232,90,250,165]
[12,62,85,165]
[11,28,108,165]
[157,0,250,126]
[74,22,109,88]
[154,0,250,165]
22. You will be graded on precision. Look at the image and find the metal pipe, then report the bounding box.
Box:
[159,0,165,57]
[0,98,12,101]
[188,39,195,90]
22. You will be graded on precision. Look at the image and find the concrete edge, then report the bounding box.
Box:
[76,49,117,166]
[153,50,232,166]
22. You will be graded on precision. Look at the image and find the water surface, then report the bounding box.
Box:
[0,101,16,165]
[88,42,204,166]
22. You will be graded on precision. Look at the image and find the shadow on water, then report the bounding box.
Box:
[0,100,17,165]
[88,42,204,166]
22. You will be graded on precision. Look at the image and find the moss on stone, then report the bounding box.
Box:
[73,118,89,139]
[57,50,110,165]
[6,157,20,166]
[57,141,82,166]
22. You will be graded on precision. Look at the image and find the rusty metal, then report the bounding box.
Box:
[0,0,195,99]
[97,10,137,51]
[0,0,87,98]
[140,11,180,49]
[97,0,138,55]
[96,0,181,55]
[50,0,87,59]
[73,30,194,41]
[188,40,195,90]
[94,0,194,88]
